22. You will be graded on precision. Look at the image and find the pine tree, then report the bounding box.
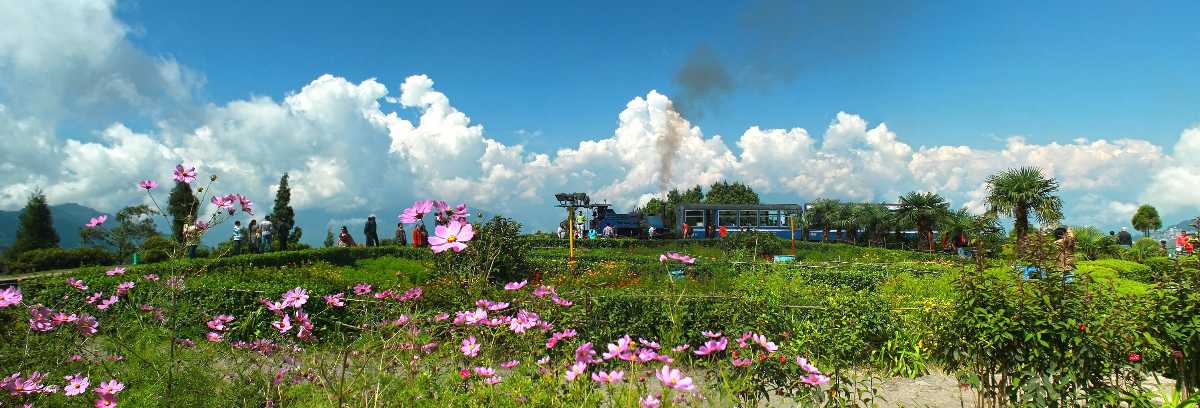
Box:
[167,181,199,243]
[7,189,60,258]
[270,173,296,251]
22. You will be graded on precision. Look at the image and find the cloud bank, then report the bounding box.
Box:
[1,0,1197,236]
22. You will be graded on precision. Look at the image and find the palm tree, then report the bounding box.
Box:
[984,167,1063,241]
[857,203,891,246]
[809,198,841,243]
[896,191,950,251]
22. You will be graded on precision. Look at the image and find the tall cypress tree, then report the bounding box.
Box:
[167,181,199,243]
[8,189,60,258]
[271,173,295,251]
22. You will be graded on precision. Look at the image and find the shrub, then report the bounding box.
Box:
[9,247,117,273]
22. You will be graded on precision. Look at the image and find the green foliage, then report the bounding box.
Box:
[7,189,60,259]
[7,247,117,273]
[984,166,1063,240]
[270,173,296,251]
[80,204,160,261]
[167,181,198,242]
[1131,204,1163,237]
[704,180,759,204]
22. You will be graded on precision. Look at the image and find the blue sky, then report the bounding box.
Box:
[3,1,1200,244]
[114,1,1200,150]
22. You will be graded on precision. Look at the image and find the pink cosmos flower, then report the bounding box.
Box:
[655,365,696,392]
[143,274,159,281]
[546,329,577,349]
[795,357,821,374]
[323,293,345,307]
[95,394,118,408]
[352,283,372,295]
[66,278,88,291]
[483,376,502,385]
[732,358,752,367]
[429,219,473,253]
[591,370,624,384]
[641,395,662,408]
[281,287,308,308]
[551,295,573,307]
[272,315,292,333]
[63,373,89,396]
[0,286,21,308]
[564,362,587,382]
[398,200,434,224]
[473,367,496,377]
[106,266,125,276]
[461,336,480,357]
[96,295,119,310]
[173,164,197,184]
[500,360,519,369]
[206,332,224,342]
[85,215,107,228]
[94,379,124,396]
[694,337,728,356]
[532,285,554,297]
[75,314,99,335]
[574,342,597,364]
[138,180,157,190]
[115,282,135,296]
[801,373,830,385]
[665,252,696,264]
[503,280,528,290]
[702,331,722,338]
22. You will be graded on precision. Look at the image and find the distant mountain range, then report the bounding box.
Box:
[0,203,109,253]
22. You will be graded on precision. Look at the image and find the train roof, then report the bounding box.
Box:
[675,203,804,211]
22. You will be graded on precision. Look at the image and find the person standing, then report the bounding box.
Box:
[232,220,243,255]
[260,216,273,252]
[412,223,427,248]
[395,222,407,246]
[363,215,379,247]
[247,219,259,253]
[1117,227,1133,248]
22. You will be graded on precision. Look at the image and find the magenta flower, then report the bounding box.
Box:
[655,365,696,392]
[574,342,597,364]
[398,200,434,224]
[281,287,309,308]
[503,280,528,291]
[94,379,124,396]
[694,337,728,356]
[66,277,88,291]
[472,367,496,377]
[640,395,662,408]
[352,283,372,296]
[591,370,624,384]
[461,336,480,357]
[564,362,587,382]
[138,180,157,190]
[0,286,21,308]
[106,267,125,276]
[272,315,292,334]
[500,360,519,369]
[96,295,119,310]
[173,164,197,184]
[63,373,89,396]
[85,215,107,228]
[429,219,473,253]
[801,373,830,385]
[323,293,345,307]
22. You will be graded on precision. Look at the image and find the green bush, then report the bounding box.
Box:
[9,247,117,273]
